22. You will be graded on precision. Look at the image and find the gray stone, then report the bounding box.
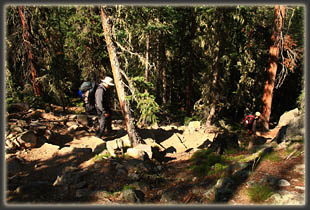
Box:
[269,190,305,205]
[160,190,178,203]
[278,179,290,187]
[76,114,89,126]
[126,144,152,160]
[278,108,299,127]
[121,189,144,203]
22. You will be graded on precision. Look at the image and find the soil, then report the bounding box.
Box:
[4,107,305,206]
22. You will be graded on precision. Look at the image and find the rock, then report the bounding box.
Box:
[160,190,179,203]
[294,164,305,174]
[73,136,106,153]
[17,130,37,148]
[126,144,152,160]
[121,189,144,203]
[188,121,201,130]
[27,143,60,161]
[278,108,299,127]
[76,114,89,126]
[278,179,290,187]
[11,125,23,133]
[268,190,305,205]
[214,177,235,202]
[68,124,79,132]
[58,147,92,156]
[160,133,187,153]
[119,135,132,147]
[91,190,112,203]
[295,186,305,191]
[68,114,78,121]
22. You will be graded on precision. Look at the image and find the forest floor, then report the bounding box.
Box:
[5,106,306,206]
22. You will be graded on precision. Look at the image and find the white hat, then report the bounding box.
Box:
[101,76,114,86]
[255,112,261,117]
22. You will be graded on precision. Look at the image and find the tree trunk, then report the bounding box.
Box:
[145,33,150,83]
[100,6,142,146]
[18,6,41,96]
[205,55,219,126]
[160,37,167,106]
[185,9,196,116]
[261,5,285,130]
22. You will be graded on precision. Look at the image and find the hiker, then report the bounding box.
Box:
[95,76,115,138]
[243,111,261,135]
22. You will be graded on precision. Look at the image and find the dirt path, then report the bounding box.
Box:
[5,108,305,205]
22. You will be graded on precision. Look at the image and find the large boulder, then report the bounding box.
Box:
[274,112,304,143]
[277,108,299,127]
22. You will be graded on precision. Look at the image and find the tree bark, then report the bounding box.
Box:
[185,8,196,116]
[18,6,41,96]
[261,5,285,130]
[100,6,142,146]
[145,33,150,83]
[205,54,219,126]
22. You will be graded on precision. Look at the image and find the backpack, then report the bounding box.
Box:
[79,81,98,115]
[242,114,255,129]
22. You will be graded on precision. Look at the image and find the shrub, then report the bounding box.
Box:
[247,184,275,203]
[190,149,228,177]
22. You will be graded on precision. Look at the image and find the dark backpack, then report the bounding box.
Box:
[79,81,97,115]
[242,114,255,129]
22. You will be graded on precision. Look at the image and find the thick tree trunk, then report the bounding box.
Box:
[18,6,41,96]
[100,7,142,146]
[261,5,285,130]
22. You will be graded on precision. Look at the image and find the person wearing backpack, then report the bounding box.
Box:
[242,111,261,135]
[79,80,97,115]
[95,76,115,138]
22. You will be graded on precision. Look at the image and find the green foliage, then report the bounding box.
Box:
[5,6,304,122]
[93,152,111,161]
[247,184,275,203]
[122,184,136,191]
[261,152,281,162]
[126,76,160,126]
[190,149,228,177]
[184,115,201,126]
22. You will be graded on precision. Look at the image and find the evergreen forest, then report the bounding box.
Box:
[4,5,306,205]
[6,5,305,126]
